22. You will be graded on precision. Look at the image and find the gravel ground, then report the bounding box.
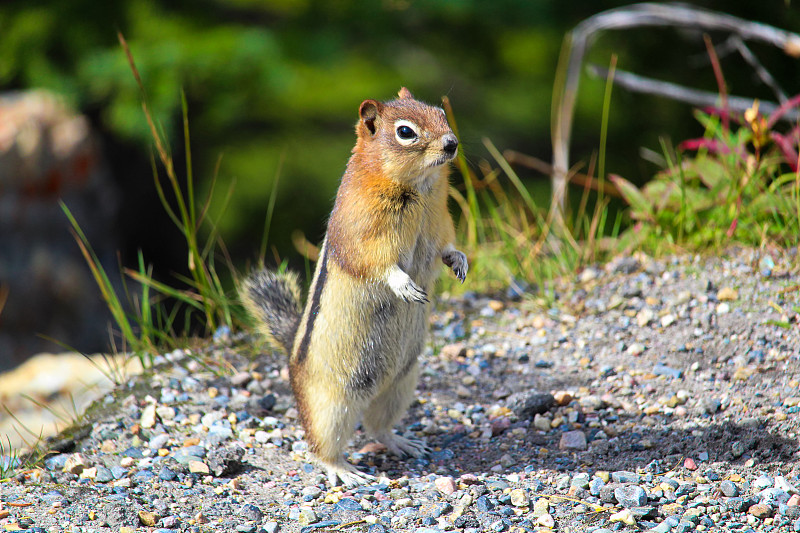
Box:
[2,248,800,533]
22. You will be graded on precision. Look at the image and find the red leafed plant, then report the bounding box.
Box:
[611,96,800,249]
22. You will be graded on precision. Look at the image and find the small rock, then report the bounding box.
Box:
[95,466,114,483]
[611,471,639,484]
[637,308,655,327]
[653,364,682,379]
[718,287,738,301]
[702,398,722,414]
[589,477,606,496]
[207,446,245,477]
[140,403,159,429]
[159,466,176,481]
[754,475,775,491]
[139,511,158,527]
[720,480,739,497]
[777,476,799,494]
[435,476,457,495]
[536,513,555,528]
[614,485,647,508]
[239,504,263,522]
[474,495,494,512]
[760,488,790,506]
[155,406,176,421]
[609,508,636,525]
[63,453,88,475]
[297,508,317,526]
[684,457,697,470]
[559,430,587,450]
[749,503,773,519]
[532,498,549,517]
[553,391,573,406]
[334,498,362,512]
[510,488,528,507]
[506,391,555,419]
[440,343,467,360]
[188,461,210,474]
[230,371,252,387]
[660,314,676,327]
[301,486,322,500]
[626,343,646,356]
[533,413,551,431]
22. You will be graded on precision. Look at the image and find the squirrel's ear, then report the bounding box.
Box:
[398,87,414,100]
[359,99,381,135]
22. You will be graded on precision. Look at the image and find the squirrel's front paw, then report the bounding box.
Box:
[442,250,468,283]
[387,269,429,304]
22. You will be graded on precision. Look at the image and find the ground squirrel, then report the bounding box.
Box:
[240,87,467,487]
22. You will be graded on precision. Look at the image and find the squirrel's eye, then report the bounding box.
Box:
[396,125,416,140]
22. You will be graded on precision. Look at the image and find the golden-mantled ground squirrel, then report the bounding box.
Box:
[241,87,467,487]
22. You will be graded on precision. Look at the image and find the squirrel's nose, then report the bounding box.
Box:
[443,134,458,156]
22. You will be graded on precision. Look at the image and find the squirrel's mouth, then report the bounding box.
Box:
[428,152,457,168]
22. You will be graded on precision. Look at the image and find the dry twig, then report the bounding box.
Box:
[551,2,800,214]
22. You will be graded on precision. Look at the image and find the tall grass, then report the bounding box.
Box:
[61,34,272,366]
[440,57,624,297]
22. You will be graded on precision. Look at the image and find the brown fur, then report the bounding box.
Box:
[244,87,467,487]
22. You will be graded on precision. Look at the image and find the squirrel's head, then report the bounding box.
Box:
[355,87,458,186]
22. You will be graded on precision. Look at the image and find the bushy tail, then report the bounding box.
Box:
[239,269,303,354]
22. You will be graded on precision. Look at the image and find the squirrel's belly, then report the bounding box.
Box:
[302,262,430,397]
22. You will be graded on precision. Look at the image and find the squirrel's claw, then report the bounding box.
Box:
[387,268,429,304]
[443,250,468,283]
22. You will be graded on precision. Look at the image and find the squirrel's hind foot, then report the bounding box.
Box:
[377,431,430,459]
[325,461,375,488]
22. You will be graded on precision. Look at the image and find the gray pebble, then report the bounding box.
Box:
[159,516,180,528]
[159,466,177,481]
[44,454,68,471]
[39,491,68,506]
[505,391,555,419]
[571,472,590,489]
[207,445,245,477]
[95,466,114,483]
[475,495,494,512]
[653,364,682,379]
[149,433,170,450]
[431,502,452,518]
[239,503,263,522]
[614,485,647,508]
[486,480,510,491]
[589,477,605,496]
[335,498,362,512]
[754,475,774,491]
[121,446,144,458]
[264,522,279,533]
[719,480,739,497]
[599,483,620,503]
[760,488,790,506]
[611,471,639,484]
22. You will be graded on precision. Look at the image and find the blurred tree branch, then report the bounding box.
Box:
[550,2,800,222]
[586,64,800,123]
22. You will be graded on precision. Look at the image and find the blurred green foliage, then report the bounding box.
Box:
[2,0,799,273]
